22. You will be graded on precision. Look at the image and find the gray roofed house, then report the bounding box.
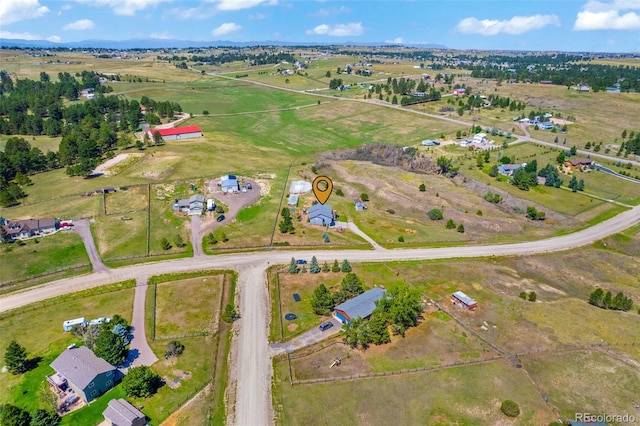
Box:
[308,203,334,226]
[497,163,522,176]
[333,287,386,324]
[188,194,205,215]
[102,398,147,426]
[50,346,116,402]
[3,218,56,240]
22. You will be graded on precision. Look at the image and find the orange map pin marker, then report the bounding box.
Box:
[312,176,333,205]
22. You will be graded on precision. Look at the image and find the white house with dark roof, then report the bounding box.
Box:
[333,287,386,324]
[3,218,56,240]
[308,203,334,226]
[49,346,116,402]
[102,398,147,426]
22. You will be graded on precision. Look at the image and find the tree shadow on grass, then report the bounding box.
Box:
[23,356,42,373]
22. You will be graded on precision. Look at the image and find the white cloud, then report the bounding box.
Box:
[169,5,217,20]
[212,22,242,36]
[249,12,267,20]
[311,6,350,17]
[0,0,49,25]
[574,0,640,30]
[305,22,363,36]
[0,30,59,42]
[385,37,403,44]
[150,31,173,39]
[76,0,172,16]
[63,19,95,30]
[214,0,278,11]
[456,14,560,35]
[61,4,72,10]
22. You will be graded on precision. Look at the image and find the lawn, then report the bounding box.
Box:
[0,282,135,416]
[0,232,89,287]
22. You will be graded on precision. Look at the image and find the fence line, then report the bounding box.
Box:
[153,332,209,341]
[0,263,90,288]
[269,164,292,246]
[291,355,505,385]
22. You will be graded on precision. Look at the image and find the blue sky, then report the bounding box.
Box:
[1,0,639,52]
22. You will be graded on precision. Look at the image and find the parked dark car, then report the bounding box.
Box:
[295,259,307,264]
[293,293,301,302]
[216,215,225,222]
[319,321,333,331]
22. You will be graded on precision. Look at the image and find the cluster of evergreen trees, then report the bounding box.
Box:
[588,288,634,311]
[0,71,181,137]
[189,51,295,66]
[0,137,58,206]
[310,272,365,315]
[466,54,640,92]
[619,130,640,156]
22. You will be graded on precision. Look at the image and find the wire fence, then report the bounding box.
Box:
[0,263,90,288]
[291,356,505,385]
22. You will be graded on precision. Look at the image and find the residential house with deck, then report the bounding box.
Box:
[49,346,116,402]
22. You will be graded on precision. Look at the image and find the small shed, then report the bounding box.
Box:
[102,398,147,426]
[451,291,477,311]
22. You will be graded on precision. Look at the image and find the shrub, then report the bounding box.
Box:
[476,210,483,216]
[398,236,405,242]
[427,208,443,220]
[335,188,344,196]
[445,219,456,229]
[457,224,465,233]
[165,341,185,357]
[519,291,527,300]
[419,183,426,192]
[500,400,520,417]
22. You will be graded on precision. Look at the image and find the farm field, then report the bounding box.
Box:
[273,357,558,425]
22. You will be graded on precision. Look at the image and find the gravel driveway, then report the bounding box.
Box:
[73,219,109,273]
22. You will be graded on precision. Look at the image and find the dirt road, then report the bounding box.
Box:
[2,204,640,425]
[128,279,159,367]
[230,264,273,425]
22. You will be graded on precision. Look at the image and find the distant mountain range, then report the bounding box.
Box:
[0,38,447,50]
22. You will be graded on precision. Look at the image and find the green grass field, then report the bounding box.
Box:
[0,232,89,286]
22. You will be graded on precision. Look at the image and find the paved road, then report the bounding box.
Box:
[73,219,109,273]
[2,204,639,426]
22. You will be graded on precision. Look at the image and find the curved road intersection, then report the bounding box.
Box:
[1,203,639,425]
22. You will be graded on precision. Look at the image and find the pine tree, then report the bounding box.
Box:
[322,262,330,272]
[309,256,321,273]
[222,303,238,322]
[341,273,364,297]
[340,259,352,272]
[288,258,298,274]
[4,340,28,374]
[331,259,340,272]
[310,284,334,315]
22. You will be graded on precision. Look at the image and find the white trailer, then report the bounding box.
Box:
[62,317,86,332]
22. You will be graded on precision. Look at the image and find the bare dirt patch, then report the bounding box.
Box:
[92,153,143,176]
[287,324,298,332]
